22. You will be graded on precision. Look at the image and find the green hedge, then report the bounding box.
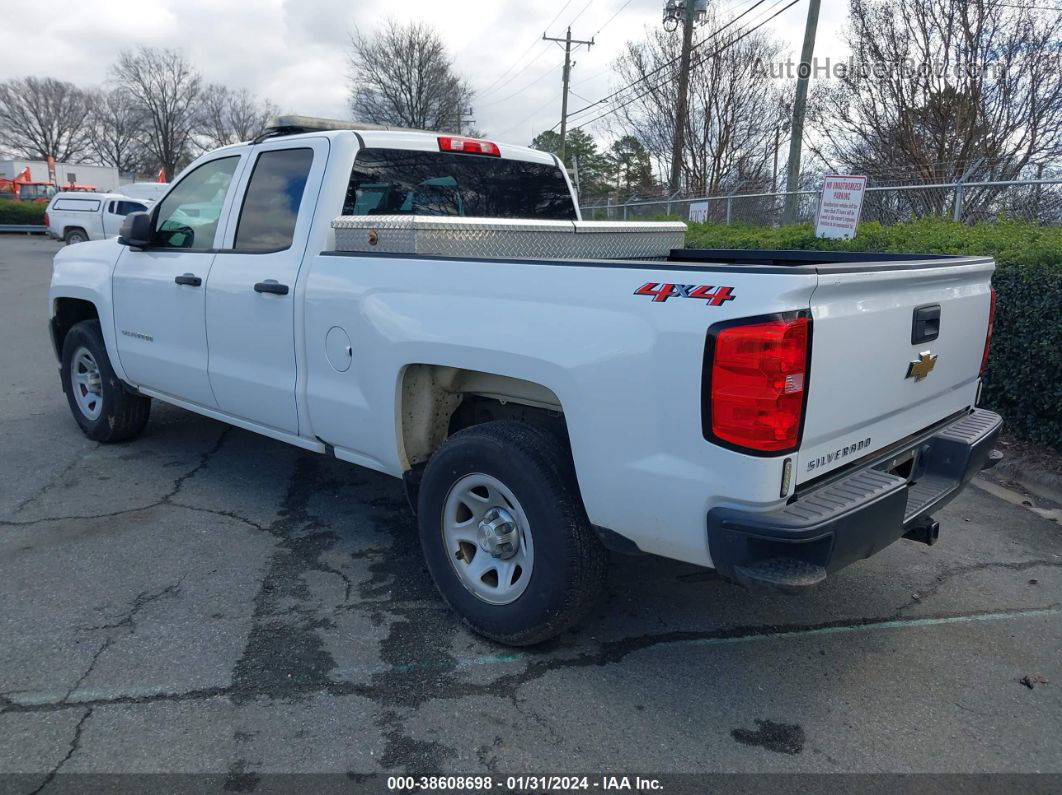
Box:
[685,218,1062,449]
[0,199,46,225]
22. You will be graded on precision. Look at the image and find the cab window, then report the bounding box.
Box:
[233,148,314,252]
[343,148,576,220]
[154,157,240,250]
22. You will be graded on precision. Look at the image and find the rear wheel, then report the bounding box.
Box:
[418,421,608,646]
[61,320,150,442]
[63,228,88,245]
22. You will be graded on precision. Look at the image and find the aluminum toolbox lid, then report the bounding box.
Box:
[331,216,576,233]
[330,215,688,260]
[574,220,688,234]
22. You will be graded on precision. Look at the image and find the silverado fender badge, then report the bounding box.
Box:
[634,282,736,306]
[906,351,937,381]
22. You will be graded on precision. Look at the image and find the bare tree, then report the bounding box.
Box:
[809,0,1062,213]
[90,87,150,174]
[609,16,790,197]
[112,47,202,179]
[0,77,94,162]
[348,19,471,132]
[197,84,279,150]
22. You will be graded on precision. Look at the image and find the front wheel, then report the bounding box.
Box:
[61,320,150,442]
[418,421,608,646]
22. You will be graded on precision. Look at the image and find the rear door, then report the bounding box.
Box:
[798,257,994,483]
[205,138,327,434]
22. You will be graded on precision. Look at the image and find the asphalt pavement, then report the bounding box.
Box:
[0,235,1059,788]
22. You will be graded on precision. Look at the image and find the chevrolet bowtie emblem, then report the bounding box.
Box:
[906,351,937,381]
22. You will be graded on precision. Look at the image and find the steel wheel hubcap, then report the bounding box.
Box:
[442,473,534,605]
[71,347,103,420]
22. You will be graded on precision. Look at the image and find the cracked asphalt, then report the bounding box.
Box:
[1,235,1060,785]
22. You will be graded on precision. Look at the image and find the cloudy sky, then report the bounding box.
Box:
[4,0,851,146]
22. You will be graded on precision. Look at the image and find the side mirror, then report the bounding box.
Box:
[118,212,153,249]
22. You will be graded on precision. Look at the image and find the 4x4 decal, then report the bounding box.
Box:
[634,282,736,306]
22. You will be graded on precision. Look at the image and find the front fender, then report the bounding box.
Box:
[49,239,126,380]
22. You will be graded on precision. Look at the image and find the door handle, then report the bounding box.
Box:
[174,273,202,287]
[254,280,289,296]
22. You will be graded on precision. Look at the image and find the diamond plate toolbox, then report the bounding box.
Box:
[331,216,687,260]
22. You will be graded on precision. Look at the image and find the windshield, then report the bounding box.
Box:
[19,184,56,201]
[343,148,576,221]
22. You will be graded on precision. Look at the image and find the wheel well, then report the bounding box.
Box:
[398,365,568,469]
[51,298,99,358]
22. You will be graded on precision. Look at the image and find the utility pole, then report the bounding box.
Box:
[454,106,475,136]
[782,0,821,223]
[771,125,780,193]
[669,0,697,194]
[543,27,594,162]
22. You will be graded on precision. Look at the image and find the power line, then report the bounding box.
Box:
[570,0,766,89]
[561,0,774,123]
[593,0,635,36]
[547,0,578,29]
[567,0,801,131]
[477,65,560,109]
[478,46,554,100]
[476,0,576,97]
[494,91,566,138]
[568,0,596,27]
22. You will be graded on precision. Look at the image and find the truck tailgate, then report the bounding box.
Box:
[798,257,994,484]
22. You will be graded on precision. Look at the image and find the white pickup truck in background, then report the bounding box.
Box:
[45,192,151,245]
[47,116,1002,645]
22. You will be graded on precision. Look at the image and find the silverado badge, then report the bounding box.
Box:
[906,351,937,381]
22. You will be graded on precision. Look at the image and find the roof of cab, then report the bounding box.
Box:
[49,191,146,203]
[253,114,557,167]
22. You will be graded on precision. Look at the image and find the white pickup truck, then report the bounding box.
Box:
[45,192,151,245]
[48,117,1002,645]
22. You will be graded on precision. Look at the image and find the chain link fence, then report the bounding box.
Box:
[580,178,1062,226]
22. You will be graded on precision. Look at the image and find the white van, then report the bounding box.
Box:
[45,192,151,245]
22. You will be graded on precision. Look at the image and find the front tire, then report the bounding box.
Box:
[61,320,150,442]
[418,421,608,646]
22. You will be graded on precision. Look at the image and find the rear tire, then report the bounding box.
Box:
[418,421,608,646]
[64,228,88,245]
[61,320,150,442]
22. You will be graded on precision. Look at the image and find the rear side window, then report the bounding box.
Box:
[343,148,576,221]
[234,148,314,252]
[53,199,100,212]
[119,201,146,215]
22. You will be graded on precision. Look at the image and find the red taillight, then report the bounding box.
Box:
[437,136,501,157]
[706,315,810,453]
[44,212,49,227]
[980,288,996,377]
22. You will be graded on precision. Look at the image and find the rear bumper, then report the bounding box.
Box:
[707,408,1003,593]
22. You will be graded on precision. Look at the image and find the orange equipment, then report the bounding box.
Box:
[0,168,57,202]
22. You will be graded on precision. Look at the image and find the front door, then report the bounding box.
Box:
[205,140,327,433]
[112,154,245,407]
